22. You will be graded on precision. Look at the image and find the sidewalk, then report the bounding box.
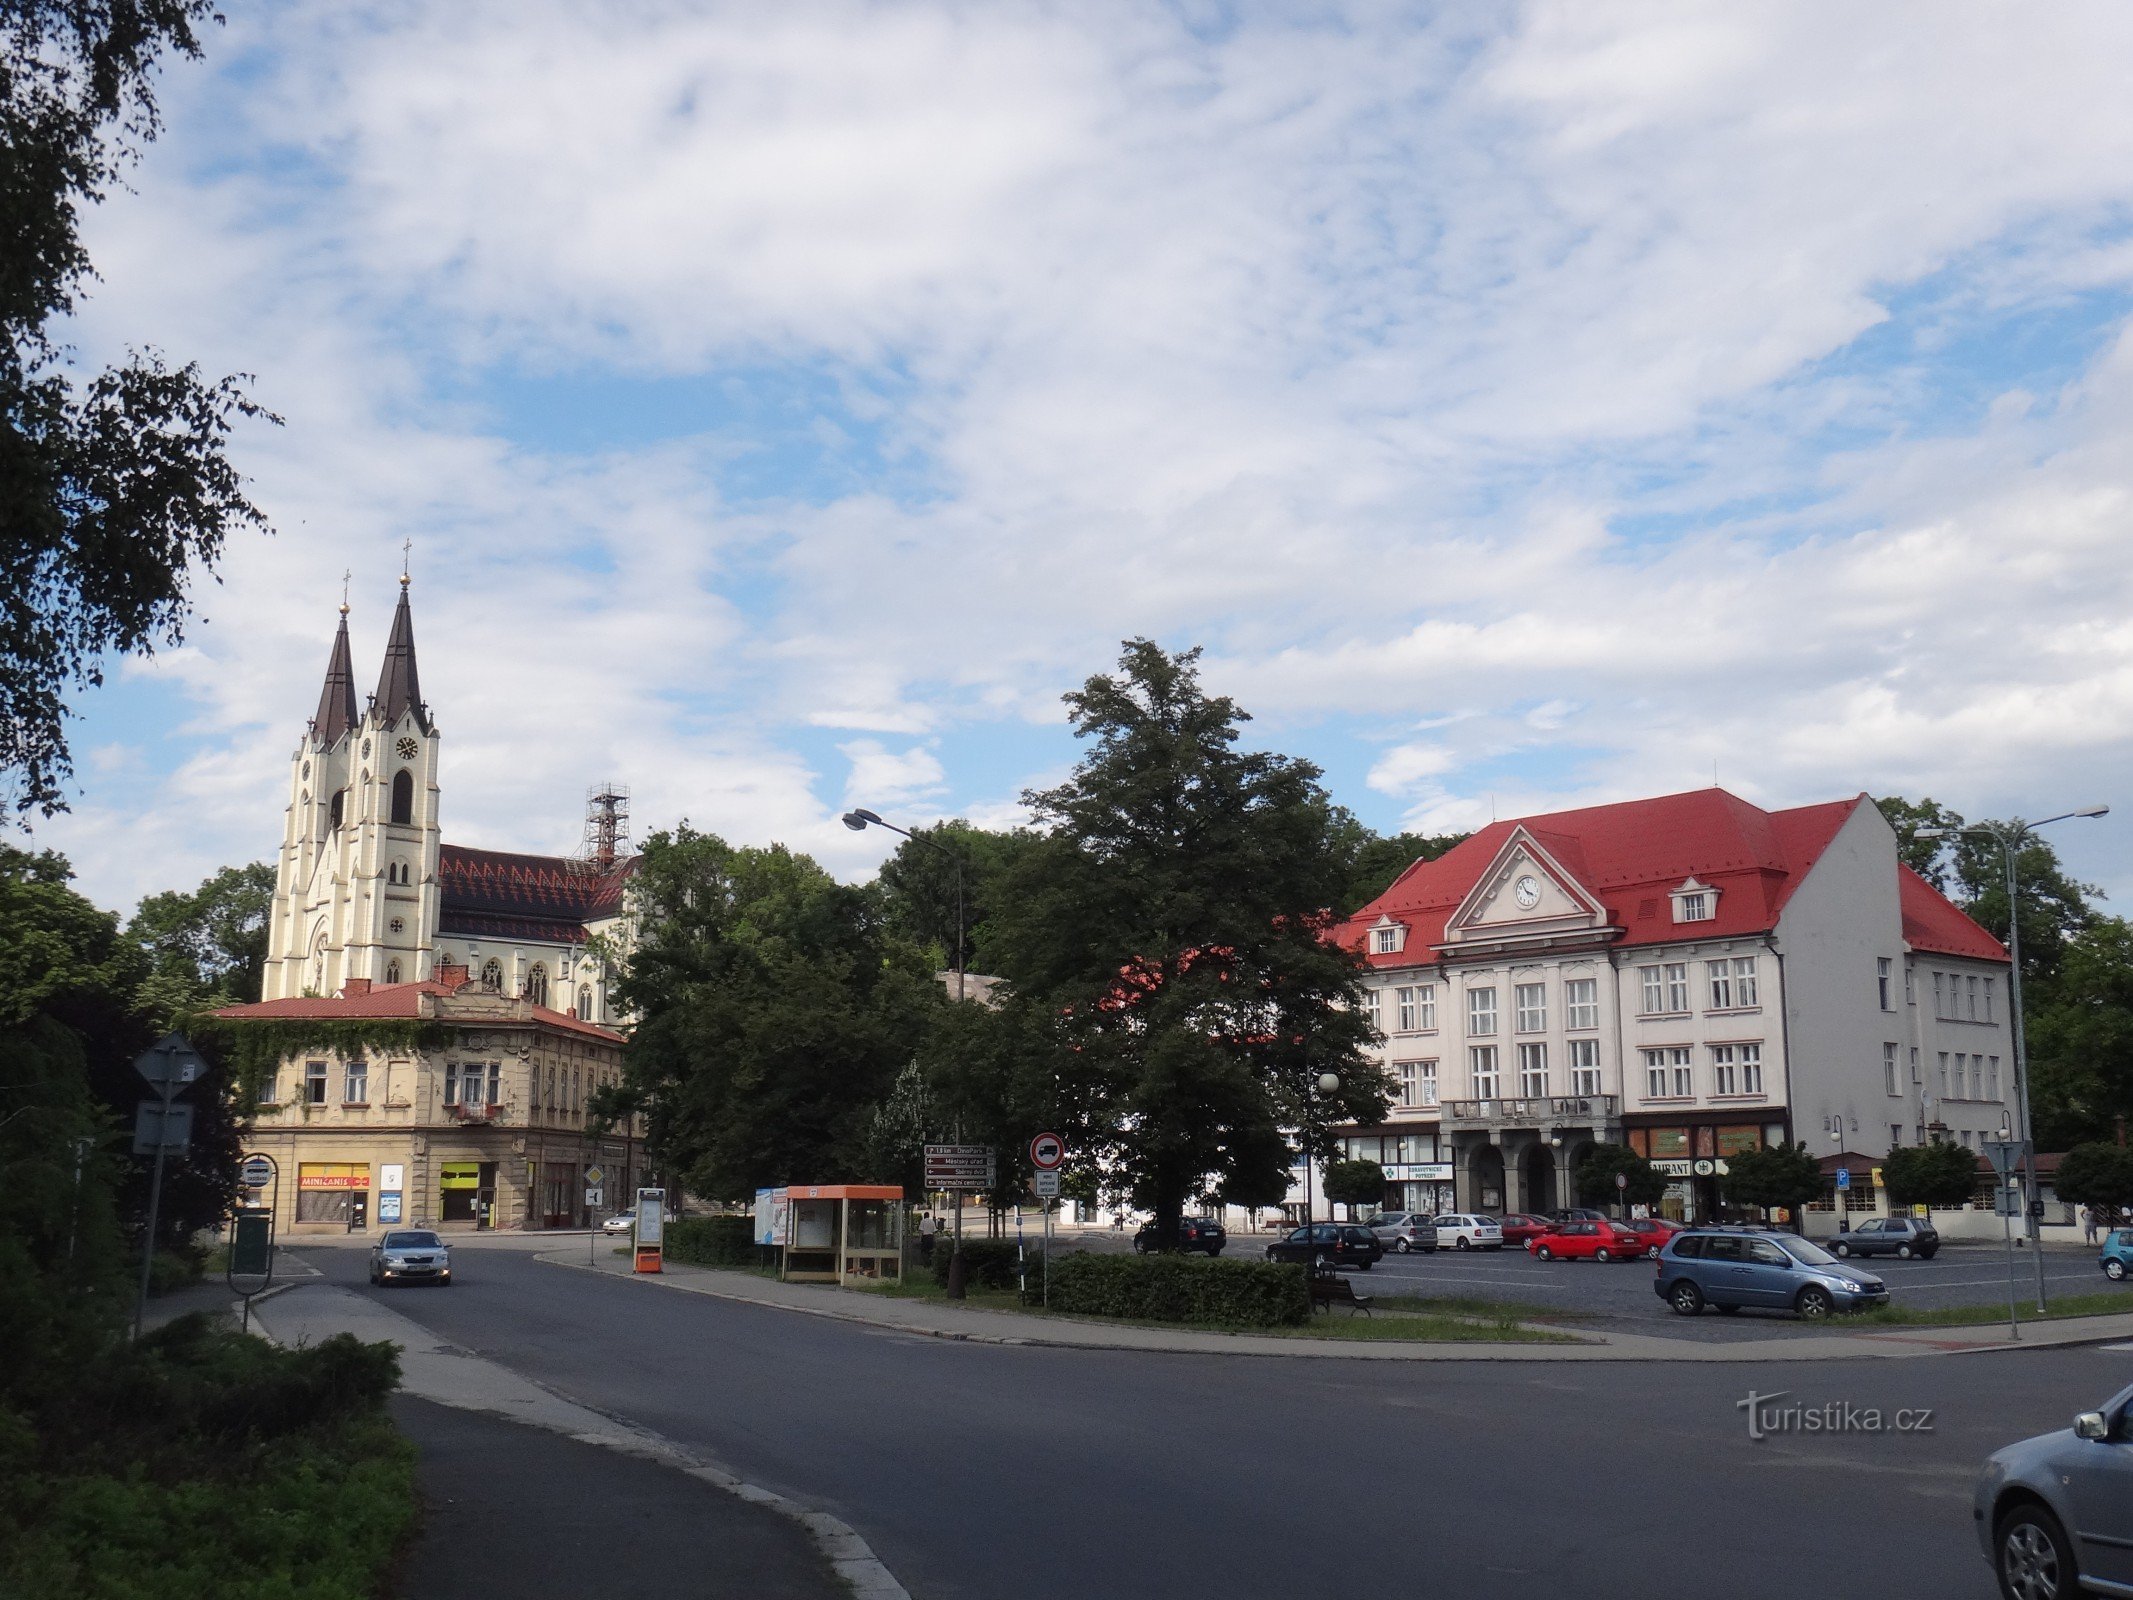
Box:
[542,1249,2133,1363]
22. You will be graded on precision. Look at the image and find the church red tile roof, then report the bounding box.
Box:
[214,980,624,1042]
[436,844,635,945]
[1342,788,2005,966]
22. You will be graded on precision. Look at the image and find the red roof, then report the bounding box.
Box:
[1898,864,2009,961]
[215,980,624,1043]
[1341,788,2003,967]
[437,844,635,945]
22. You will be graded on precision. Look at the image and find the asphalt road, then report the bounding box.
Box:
[292,1243,2133,1600]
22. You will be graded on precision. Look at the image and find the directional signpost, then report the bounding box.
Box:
[133,1033,206,1340]
[1028,1132,1066,1307]
[925,1144,996,1300]
[585,1166,607,1262]
[228,1148,279,1332]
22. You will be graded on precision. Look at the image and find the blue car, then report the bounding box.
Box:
[2103,1228,2132,1284]
[1653,1227,1888,1320]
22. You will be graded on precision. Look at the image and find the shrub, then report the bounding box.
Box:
[147,1248,204,1296]
[664,1216,765,1267]
[1048,1252,1309,1328]
[929,1237,1023,1290]
[1882,1140,1979,1209]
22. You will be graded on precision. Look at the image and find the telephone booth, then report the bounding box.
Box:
[776,1184,905,1283]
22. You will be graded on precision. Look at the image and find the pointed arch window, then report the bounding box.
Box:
[385,959,402,985]
[526,964,549,1006]
[481,958,503,992]
[391,769,414,824]
[328,790,345,831]
[576,985,593,1021]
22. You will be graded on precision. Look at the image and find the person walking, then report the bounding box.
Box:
[2083,1206,2099,1246]
[918,1212,937,1263]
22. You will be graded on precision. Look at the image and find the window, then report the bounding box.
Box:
[1904,964,1915,1005]
[444,1063,460,1107]
[1569,1039,1602,1096]
[1707,961,1734,1010]
[1467,987,1498,1037]
[304,1060,327,1105]
[385,959,401,985]
[1515,983,1546,1033]
[1565,978,1598,1030]
[1711,1044,1737,1096]
[481,957,503,992]
[1910,1046,1922,1085]
[1883,1042,1899,1097]
[344,1060,368,1104]
[1731,957,1758,1007]
[1418,1060,1439,1105]
[1937,1052,1949,1099]
[328,790,344,831]
[1665,963,1689,1013]
[527,964,549,1007]
[389,917,405,935]
[257,1071,278,1105]
[1396,1062,1417,1107]
[1639,964,1688,1013]
[1639,966,1664,1014]
[1891,1124,1903,1148]
[1932,971,1945,1016]
[1518,1042,1548,1097]
[1987,1056,2001,1100]
[577,985,594,1021]
[1395,987,1418,1032]
[1469,1046,1500,1100]
[1983,977,1995,1023]
[1740,1043,1763,1094]
[1676,891,1711,922]
[1374,925,1400,954]
[1967,975,1981,1021]
[546,1066,557,1112]
[1642,1047,1692,1098]
[1362,989,1382,1031]
[1877,957,1893,1011]
[484,1063,500,1106]
[390,768,414,824]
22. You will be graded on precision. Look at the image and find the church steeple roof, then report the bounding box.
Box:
[311,606,358,745]
[372,575,429,731]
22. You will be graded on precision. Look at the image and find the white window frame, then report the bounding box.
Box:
[1877,957,1893,1011]
[305,1059,328,1106]
[1670,1049,1694,1098]
[1740,1043,1763,1094]
[1711,1044,1737,1096]
[1415,984,1437,1031]
[1883,1042,1899,1097]
[1395,986,1417,1033]
[1514,983,1546,1034]
[1469,1045,1500,1100]
[1639,966,1665,1015]
[343,1059,368,1105]
[1568,1038,1602,1096]
[1565,977,1599,1030]
[1362,988,1382,1031]
[1987,1055,2000,1100]
[1707,960,1733,1010]
[1467,986,1498,1038]
[1517,1042,1548,1097]
[1418,1060,1439,1105]
[1641,1049,1668,1099]
[1967,975,1981,1021]
[1664,963,1689,1014]
[1396,1062,1417,1107]
[1983,976,1996,1023]
[1732,956,1759,1008]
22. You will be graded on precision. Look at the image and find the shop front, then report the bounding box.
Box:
[1625,1118,1788,1223]
[439,1161,500,1226]
[296,1162,370,1226]
[1381,1162,1455,1216]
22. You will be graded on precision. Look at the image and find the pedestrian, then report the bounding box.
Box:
[918,1212,937,1262]
[2083,1206,2099,1246]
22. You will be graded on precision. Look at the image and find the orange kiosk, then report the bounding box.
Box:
[777,1184,904,1283]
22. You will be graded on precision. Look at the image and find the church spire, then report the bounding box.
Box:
[372,571,428,730]
[311,600,358,745]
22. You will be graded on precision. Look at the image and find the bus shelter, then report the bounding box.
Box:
[777,1184,904,1283]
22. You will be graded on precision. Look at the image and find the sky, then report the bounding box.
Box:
[28,1,2133,916]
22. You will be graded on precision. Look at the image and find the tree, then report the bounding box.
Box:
[1880,1141,1979,1210]
[613,828,940,1201]
[2,2,276,815]
[1720,1142,1824,1220]
[986,641,1386,1251]
[873,821,1043,977]
[1323,1158,1386,1219]
[2052,1143,2133,1226]
[2026,915,2133,1149]
[1331,816,1469,916]
[1573,1144,1666,1210]
[127,861,276,1017]
[1943,821,2098,988]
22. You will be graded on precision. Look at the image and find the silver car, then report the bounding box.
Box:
[1973,1379,2133,1598]
[368,1228,452,1287]
[1368,1212,1439,1253]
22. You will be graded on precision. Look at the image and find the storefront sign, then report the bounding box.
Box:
[1381,1163,1453,1182]
[377,1192,403,1224]
[1651,1159,1694,1176]
[297,1164,370,1189]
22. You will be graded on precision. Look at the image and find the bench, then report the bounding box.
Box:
[1309,1272,1373,1316]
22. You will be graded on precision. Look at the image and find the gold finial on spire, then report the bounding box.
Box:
[401,538,412,586]
[340,568,351,615]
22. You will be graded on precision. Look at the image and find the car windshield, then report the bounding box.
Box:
[384,1231,440,1249]
[1777,1236,1840,1267]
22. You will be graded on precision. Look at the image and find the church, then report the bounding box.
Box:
[217,576,647,1233]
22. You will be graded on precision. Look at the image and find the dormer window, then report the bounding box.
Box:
[1670,879,1718,924]
[1370,917,1407,955]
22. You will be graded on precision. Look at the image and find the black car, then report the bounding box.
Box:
[1828,1216,1939,1260]
[1264,1222,1383,1271]
[1134,1217,1227,1256]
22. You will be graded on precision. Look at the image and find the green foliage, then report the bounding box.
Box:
[984,641,1386,1249]
[929,1238,1023,1290]
[1720,1141,1824,1213]
[1332,819,1468,916]
[1573,1143,1667,1208]
[2028,915,2133,1148]
[1323,1158,1387,1212]
[1047,1252,1310,1328]
[615,827,941,1200]
[2052,1143,2133,1219]
[187,1013,450,1113]
[873,820,1043,977]
[1,0,276,815]
[126,861,276,1013]
[1875,796,1963,890]
[1881,1140,1979,1208]
[663,1215,764,1267]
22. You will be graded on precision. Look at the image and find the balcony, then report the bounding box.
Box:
[448,1102,507,1124]
[1443,1094,1618,1129]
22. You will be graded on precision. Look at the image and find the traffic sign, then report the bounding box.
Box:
[1029,1132,1066,1171]
[586,1165,604,1186]
[241,1154,275,1188]
[132,1100,193,1155]
[1032,1170,1062,1199]
[925,1143,997,1191]
[1615,1172,1627,1191]
[586,1188,603,1209]
[134,1033,206,1090]
[1835,1168,1851,1191]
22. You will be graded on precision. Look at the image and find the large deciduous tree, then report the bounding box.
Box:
[1572,1143,1666,1210]
[3,1,276,814]
[985,641,1386,1251]
[1880,1141,1979,1210]
[1720,1142,1825,1221]
[126,860,275,1019]
[2052,1142,2133,1226]
[614,829,939,1201]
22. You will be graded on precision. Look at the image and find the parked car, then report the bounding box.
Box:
[2099,1229,2132,1283]
[1654,1228,1888,1319]
[1368,1212,1439,1253]
[1266,1222,1383,1271]
[1432,1214,1504,1250]
[1549,1207,1609,1225]
[601,1213,637,1234]
[1829,1216,1940,1260]
[1973,1378,2133,1598]
[1620,1216,1685,1258]
[1497,1212,1553,1250]
[368,1228,452,1287]
[1134,1217,1226,1256]
[1532,1219,1645,1262]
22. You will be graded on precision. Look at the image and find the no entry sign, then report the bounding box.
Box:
[1029,1132,1066,1170]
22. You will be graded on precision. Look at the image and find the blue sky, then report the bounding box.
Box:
[33,1,2133,915]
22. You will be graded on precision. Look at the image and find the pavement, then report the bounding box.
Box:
[538,1244,2133,1362]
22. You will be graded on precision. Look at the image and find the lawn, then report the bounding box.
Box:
[1850,1288,2133,1328]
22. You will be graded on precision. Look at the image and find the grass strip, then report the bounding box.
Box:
[1849,1289,2133,1328]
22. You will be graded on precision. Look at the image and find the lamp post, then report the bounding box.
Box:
[1918,805,2107,1315]
[1301,1071,1340,1264]
[843,808,966,1001]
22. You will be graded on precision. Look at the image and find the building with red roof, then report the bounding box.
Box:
[1331,787,2012,1228]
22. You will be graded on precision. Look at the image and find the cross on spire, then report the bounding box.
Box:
[340,568,351,614]
[401,538,412,585]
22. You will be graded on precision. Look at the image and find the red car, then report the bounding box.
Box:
[1531,1219,1644,1262]
[1619,1217,1684,1258]
[1499,1213,1554,1250]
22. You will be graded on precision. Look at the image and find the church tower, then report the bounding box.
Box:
[260,577,443,999]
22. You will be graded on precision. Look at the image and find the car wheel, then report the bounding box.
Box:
[1358,1259,1373,1271]
[2105,1259,2126,1281]
[1207,1246,1223,1257]
[1595,1247,1612,1262]
[1796,1285,1834,1320]
[1455,1237,1470,1250]
[1266,1247,1279,1262]
[1536,1245,1554,1260]
[1897,1244,1914,1260]
[1395,1239,1410,1254]
[1668,1280,1703,1316]
[1920,1249,1937,1260]
[1646,1244,1661,1259]
[1832,1241,1851,1257]
[1995,1502,2079,1600]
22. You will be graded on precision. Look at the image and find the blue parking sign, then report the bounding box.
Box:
[1835,1169,1851,1191]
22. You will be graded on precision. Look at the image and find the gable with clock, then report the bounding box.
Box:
[1441,829,1612,950]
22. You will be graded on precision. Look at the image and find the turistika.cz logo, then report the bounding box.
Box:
[1736,1390,1935,1442]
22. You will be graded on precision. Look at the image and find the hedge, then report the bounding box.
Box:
[1048,1253,1309,1328]
[663,1216,764,1267]
[928,1237,1023,1290]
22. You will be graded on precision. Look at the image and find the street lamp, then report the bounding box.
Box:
[1302,1071,1341,1249]
[843,808,967,1001]
[1917,804,2108,1313]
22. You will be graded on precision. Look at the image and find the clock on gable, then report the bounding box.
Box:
[396,736,419,761]
[1513,874,1542,910]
